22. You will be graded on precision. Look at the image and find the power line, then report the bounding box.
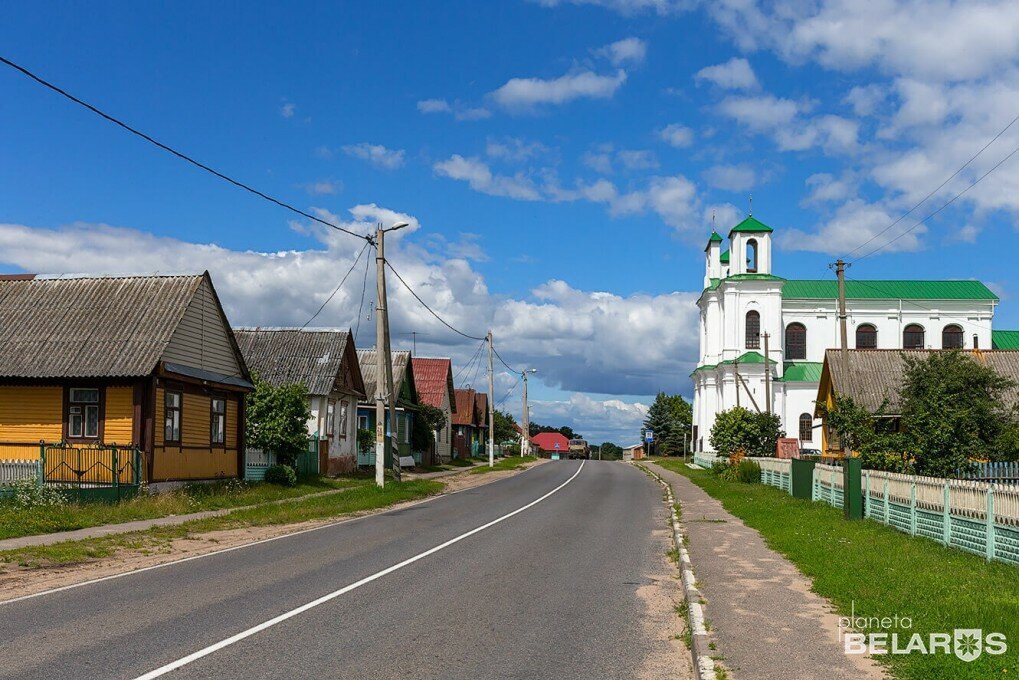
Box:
[844,113,1019,260]
[301,242,370,328]
[0,54,369,243]
[496,378,520,408]
[492,345,520,374]
[852,139,1019,263]
[352,244,373,343]
[385,261,486,341]
[453,339,486,384]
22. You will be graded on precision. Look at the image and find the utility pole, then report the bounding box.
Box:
[487,330,495,468]
[372,221,409,488]
[834,258,851,457]
[521,368,535,456]
[734,356,741,409]
[763,331,772,415]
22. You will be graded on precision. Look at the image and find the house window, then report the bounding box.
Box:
[799,413,813,442]
[402,413,411,444]
[746,239,758,273]
[903,324,925,349]
[210,397,226,445]
[164,390,182,443]
[339,401,349,438]
[745,310,761,349]
[68,388,100,439]
[856,324,877,349]
[974,334,980,350]
[785,323,807,360]
[358,414,369,431]
[326,400,335,436]
[942,324,964,349]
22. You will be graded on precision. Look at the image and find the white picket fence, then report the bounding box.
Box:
[0,459,39,485]
[749,457,792,492]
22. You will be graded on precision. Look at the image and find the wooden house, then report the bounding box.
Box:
[235,328,365,475]
[452,388,488,459]
[0,273,252,482]
[356,349,418,464]
[410,357,456,464]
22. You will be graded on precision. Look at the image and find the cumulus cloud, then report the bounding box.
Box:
[433,155,542,201]
[531,393,649,444]
[703,164,756,192]
[719,95,859,155]
[490,69,627,111]
[695,57,759,90]
[416,98,491,121]
[280,102,295,118]
[658,123,695,148]
[342,143,406,170]
[594,37,648,65]
[486,137,551,162]
[533,0,690,15]
[779,199,925,256]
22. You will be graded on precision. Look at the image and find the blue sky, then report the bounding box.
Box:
[4,0,1019,442]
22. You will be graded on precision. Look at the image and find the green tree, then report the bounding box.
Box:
[818,395,910,472]
[599,442,623,460]
[643,392,693,456]
[899,351,1016,476]
[493,409,519,443]
[709,407,784,458]
[245,375,312,466]
[415,403,447,433]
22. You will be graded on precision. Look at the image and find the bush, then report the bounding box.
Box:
[264,464,297,487]
[712,457,760,484]
[3,479,67,508]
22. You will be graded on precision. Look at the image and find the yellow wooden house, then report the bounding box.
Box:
[0,272,253,483]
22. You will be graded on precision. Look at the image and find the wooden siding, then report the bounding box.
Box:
[152,385,241,481]
[104,386,134,445]
[0,386,62,450]
[162,278,243,379]
[0,443,41,460]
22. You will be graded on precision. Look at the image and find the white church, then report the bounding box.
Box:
[691,215,1003,453]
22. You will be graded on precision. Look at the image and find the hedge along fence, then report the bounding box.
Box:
[805,463,1019,566]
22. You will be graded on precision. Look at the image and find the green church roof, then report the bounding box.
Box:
[719,351,775,366]
[719,249,730,264]
[779,362,823,382]
[728,216,773,236]
[993,330,1019,350]
[782,280,998,301]
[704,231,723,252]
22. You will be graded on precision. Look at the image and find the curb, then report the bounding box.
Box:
[635,462,717,680]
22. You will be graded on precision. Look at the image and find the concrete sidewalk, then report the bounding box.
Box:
[652,462,885,680]
[0,486,357,551]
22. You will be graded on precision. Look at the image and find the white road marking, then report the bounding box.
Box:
[0,462,544,607]
[133,461,585,679]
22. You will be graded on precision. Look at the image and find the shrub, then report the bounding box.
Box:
[3,479,67,508]
[264,464,297,487]
[736,459,761,484]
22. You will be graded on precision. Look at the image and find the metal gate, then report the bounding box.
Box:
[41,443,142,503]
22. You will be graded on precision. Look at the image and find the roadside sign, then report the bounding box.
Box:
[645,430,653,442]
[554,442,560,449]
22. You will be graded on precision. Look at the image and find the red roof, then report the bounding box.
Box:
[531,432,570,453]
[452,388,477,426]
[411,357,455,410]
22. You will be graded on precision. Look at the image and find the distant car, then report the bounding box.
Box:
[798,448,822,458]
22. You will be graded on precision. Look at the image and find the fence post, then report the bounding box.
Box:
[864,471,870,519]
[943,481,951,547]
[910,481,917,536]
[883,477,890,525]
[986,485,995,562]
[37,442,45,489]
[843,457,862,520]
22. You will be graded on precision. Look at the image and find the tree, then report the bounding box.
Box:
[899,351,1016,476]
[643,392,693,456]
[493,409,519,443]
[245,375,311,465]
[709,407,784,458]
[416,403,447,433]
[599,442,623,460]
[817,395,910,472]
[529,422,581,440]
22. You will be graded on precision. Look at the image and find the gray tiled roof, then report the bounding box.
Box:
[0,274,203,378]
[235,328,354,396]
[357,349,412,402]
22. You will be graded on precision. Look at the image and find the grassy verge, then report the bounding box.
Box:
[0,479,443,569]
[469,456,537,475]
[654,459,1019,679]
[0,476,368,541]
[447,458,475,468]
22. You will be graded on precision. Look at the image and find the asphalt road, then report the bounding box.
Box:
[1,460,677,680]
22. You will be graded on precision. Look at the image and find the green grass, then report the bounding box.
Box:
[468,455,537,475]
[654,459,1019,679]
[0,475,367,541]
[0,479,443,568]
[447,458,475,468]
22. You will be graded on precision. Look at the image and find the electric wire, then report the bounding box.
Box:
[301,242,370,329]
[496,378,520,408]
[492,345,520,374]
[384,261,486,341]
[353,244,373,343]
[0,55,370,243]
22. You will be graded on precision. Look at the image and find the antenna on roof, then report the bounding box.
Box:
[748,193,753,217]
[711,210,716,231]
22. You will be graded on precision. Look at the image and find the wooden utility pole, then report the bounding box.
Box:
[486,331,495,468]
[763,331,772,415]
[373,225,388,488]
[834,258,851,456]
[522,370,531,457]
[734,355,741,408]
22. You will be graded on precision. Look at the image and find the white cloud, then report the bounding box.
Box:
[531,393,649,443]
[694,57,759,90]
[718,94,800,130]
[280,102,295,118]
[844,84,887,117]
[616,149,659,171]
[703,164,756,192]
[582,145,616,174]
[433,155,542,201]
[341,143,406,170]
[719,95,859,155]
[802,173,856,205]
[417,99,452,114]
[533,0,691,15]
[416,98,491,121]
[304,180,342,196]
[490,69,627,110]
[704,203,742,232]
[486,137,550,162]
[594,37,648,66]
[658,123,694,148]
[779,199,926,256]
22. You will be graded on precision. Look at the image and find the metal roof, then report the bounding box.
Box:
[780,361,823,382]
[783,279,998,301]
[235,328,363,397]
[410,357,456,412]
[0,274,205,378]
[452,388,478,426]
[822,349,1019,413]
[728,216,773,236]
[993,330,1019,350]
[531,432,570,452]
[357,349,414,403]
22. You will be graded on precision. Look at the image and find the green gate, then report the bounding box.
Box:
[293,434,322,477]
[41,443,143,503]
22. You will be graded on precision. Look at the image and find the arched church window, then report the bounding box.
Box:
[746,239,758,273]
[799,413,813,442]
[942,324,964,349]
[856,324,877,349]
[785,323,807,360]
[745,311,760,349]
[903,324,925,350]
